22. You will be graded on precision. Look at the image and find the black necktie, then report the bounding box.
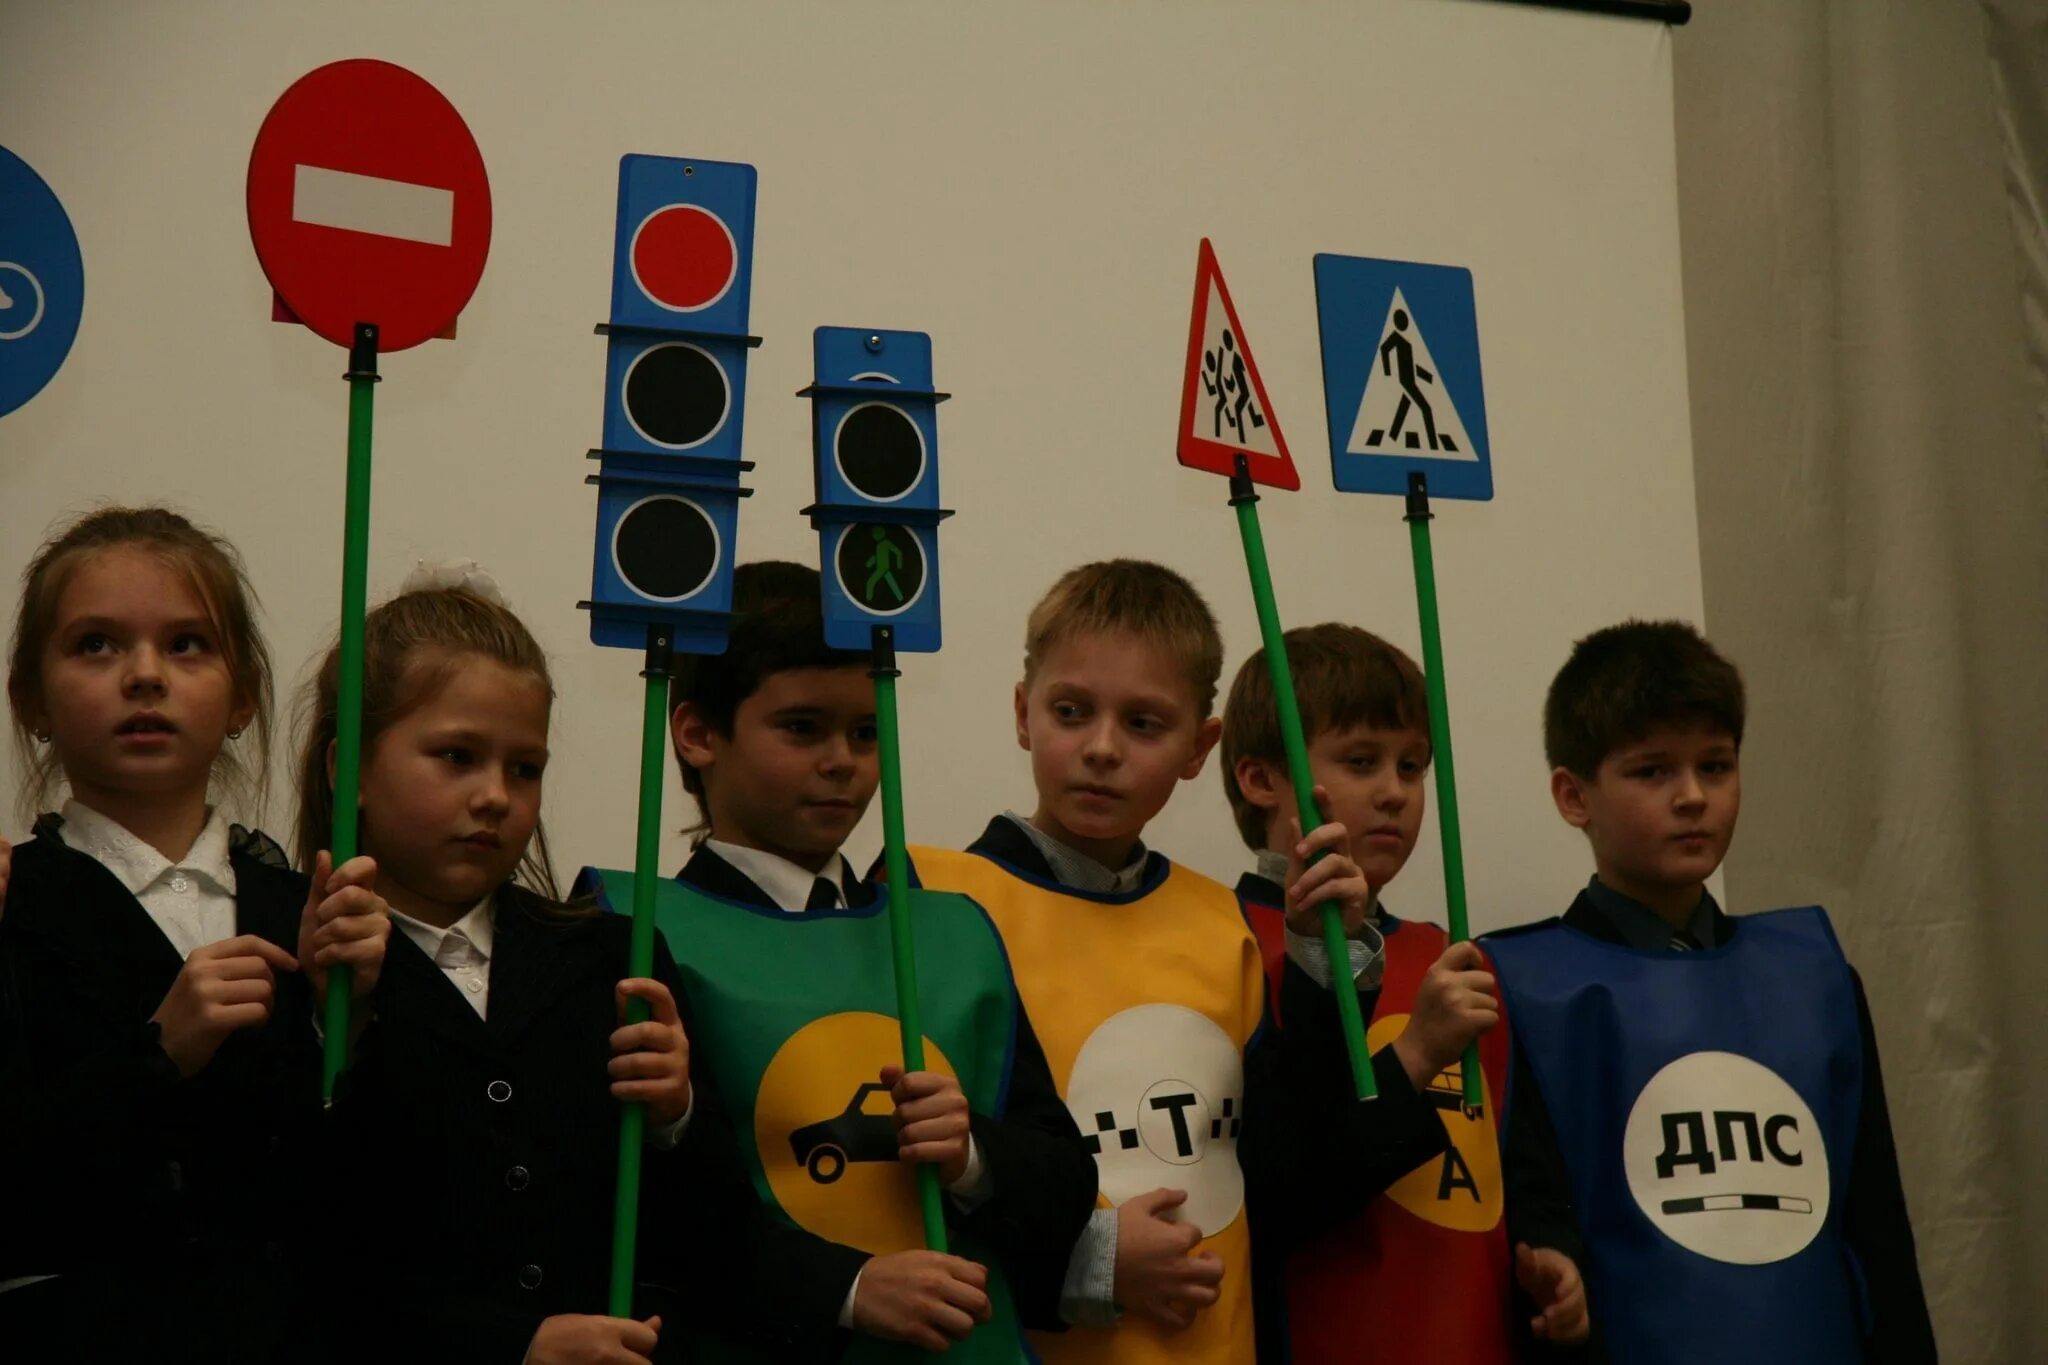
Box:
[1669,927,1702,951]
[806,877,840,911]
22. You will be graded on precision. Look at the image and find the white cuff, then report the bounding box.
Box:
[1059,1206,1121,1326]
[945,1135,993,1210]
[648,1087,694,1149]
[839,1269,862,1329]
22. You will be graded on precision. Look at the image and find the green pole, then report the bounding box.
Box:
[1404,473,1483,1117]
[873,625,949,1251]
[322,323,380,1099]
[1228,460,1378,1102]
[609,628,673,1315]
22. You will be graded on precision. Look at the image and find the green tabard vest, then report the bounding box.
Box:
[591,870,1030,1364]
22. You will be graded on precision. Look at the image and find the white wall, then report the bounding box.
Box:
[0,0,1696,930]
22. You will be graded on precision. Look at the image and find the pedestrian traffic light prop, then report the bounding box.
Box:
[1174,239,1377,1103]
[582,154,761,653]
[1313,251,1495,1116]
[798,326,955,1253]
[576,153,762,1318]
[799,327,952,653]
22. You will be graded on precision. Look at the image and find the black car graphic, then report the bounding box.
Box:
[1424,1062,1467,1113]
[789,1081,899,1184]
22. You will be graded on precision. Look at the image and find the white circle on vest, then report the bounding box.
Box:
[1622,1050,1830,1265]
[1065,1003,1244,1234]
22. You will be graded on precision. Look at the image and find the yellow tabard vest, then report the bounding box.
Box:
[910,846,1264,1365]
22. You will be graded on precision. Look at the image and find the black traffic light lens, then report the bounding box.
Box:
[615,495,719,601]
[835,403,924,502]
[624,343,729,448]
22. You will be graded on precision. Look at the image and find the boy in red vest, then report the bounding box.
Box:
[1223,623,1591,1361]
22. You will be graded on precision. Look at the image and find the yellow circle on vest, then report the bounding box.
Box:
[1367,1013,1503,1232]
[755,1011,959,1255]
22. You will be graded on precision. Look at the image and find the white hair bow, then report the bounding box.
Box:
[399,558,508,605]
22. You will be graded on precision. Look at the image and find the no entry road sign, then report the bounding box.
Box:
[247,59,491,352]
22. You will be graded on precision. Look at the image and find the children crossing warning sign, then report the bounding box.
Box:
[1314,254,1494,501]
[1177,238,1300,491]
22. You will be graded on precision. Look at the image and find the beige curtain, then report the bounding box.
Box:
[1673,3,2048,1361]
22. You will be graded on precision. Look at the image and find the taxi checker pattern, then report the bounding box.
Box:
[1065,1002,1247,1235]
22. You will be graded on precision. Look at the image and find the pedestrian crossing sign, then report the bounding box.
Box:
[1313,254,1493,501]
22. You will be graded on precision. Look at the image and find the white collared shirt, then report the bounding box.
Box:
[703,839,857,912]
[389,898,497,1018]
[58,799,238,960]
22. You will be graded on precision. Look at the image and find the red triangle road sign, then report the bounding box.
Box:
[1177,238,1300,491]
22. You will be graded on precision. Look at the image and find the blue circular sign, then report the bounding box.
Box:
[0,145,85,419]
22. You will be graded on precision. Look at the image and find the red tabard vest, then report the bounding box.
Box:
[1245,892,1518,1365]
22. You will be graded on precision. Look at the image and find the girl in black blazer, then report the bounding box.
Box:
[0,507,389,1364]
[298,576,860,1365]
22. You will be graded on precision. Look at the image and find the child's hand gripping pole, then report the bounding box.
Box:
[1405,472,1482,1118]
[872,625,950,1252]
[1229,457,1378,1102]
[609,625,673,1315]
[323,322,381,1100]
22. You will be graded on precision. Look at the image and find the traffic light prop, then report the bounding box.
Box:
[799,327,954,1247]
[579,153,762,1312]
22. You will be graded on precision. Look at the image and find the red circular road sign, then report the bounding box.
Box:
[630,204,737,312]
[246,59,491,352]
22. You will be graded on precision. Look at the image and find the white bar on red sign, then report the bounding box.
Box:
[291,165,454,246]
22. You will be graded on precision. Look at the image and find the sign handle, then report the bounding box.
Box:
[322,322,380,1099]
[1404,473,1484,1118]
[1228,457,1379,1102]
[872,625,950,1251]
[608,625,673,1314]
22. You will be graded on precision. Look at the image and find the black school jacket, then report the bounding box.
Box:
[678,845,1099,1334]
[0,818,318,1364]
[323,881,863,1364]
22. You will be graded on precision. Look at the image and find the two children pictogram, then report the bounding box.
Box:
[1203,327,1268,446]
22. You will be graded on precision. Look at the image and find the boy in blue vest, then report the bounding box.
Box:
[582,560,1095,1363]
[1486,620,1936,1364]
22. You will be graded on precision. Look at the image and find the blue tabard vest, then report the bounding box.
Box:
[1486,906,1869,1364]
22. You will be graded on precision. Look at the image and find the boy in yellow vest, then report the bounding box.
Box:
[580,561,1096,1363]
[908,561,1450,1365]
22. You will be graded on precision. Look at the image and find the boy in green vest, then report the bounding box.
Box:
[581,561,1096,1363]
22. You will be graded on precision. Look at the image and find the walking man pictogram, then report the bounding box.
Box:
[863,526,905,604]
[1373,309,1458,454]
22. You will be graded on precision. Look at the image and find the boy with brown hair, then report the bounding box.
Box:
[1486,620,1936,1365]
[1223,622,1573,1363]
[579,561,1096,1363]
[907,561,1425,1365]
